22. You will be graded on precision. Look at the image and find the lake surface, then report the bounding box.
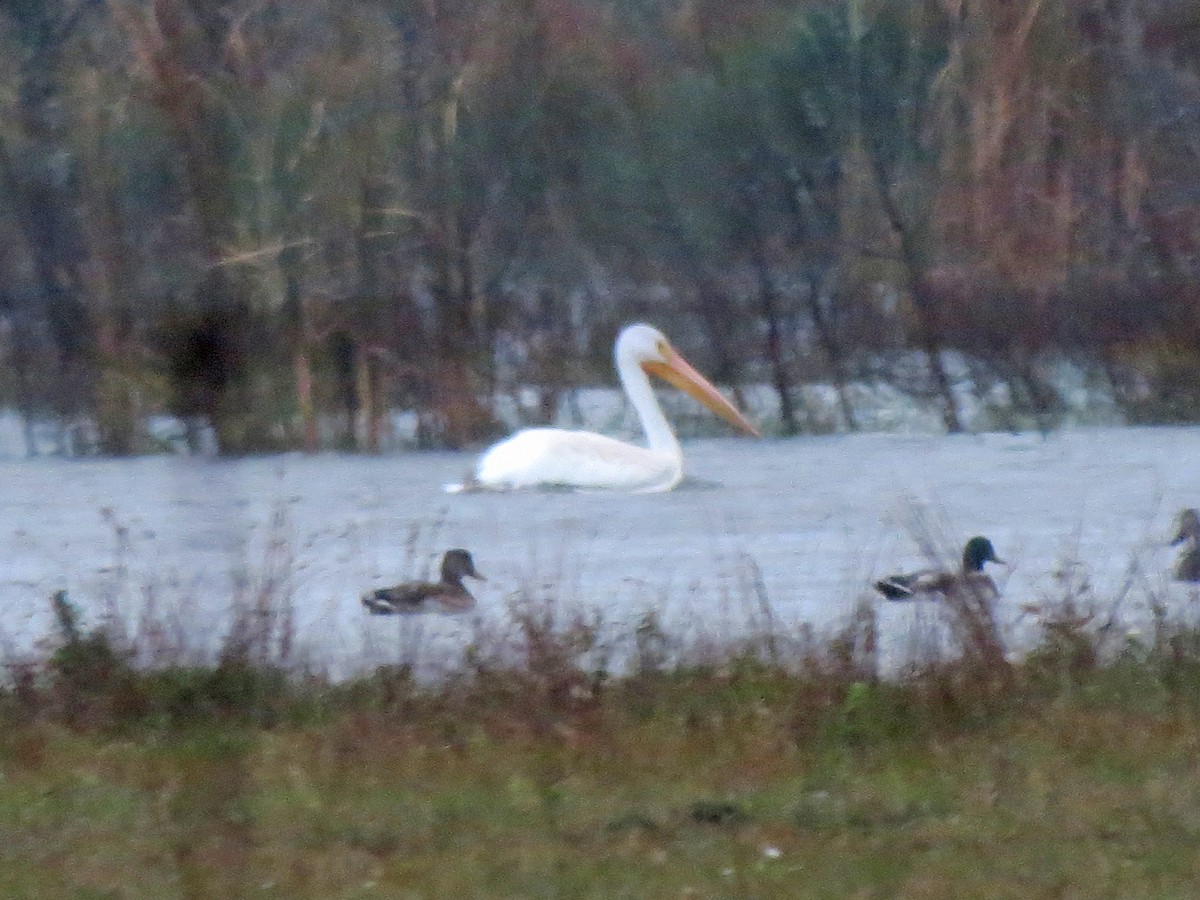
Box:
[2,426,1199,678]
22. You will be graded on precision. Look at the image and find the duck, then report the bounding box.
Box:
[874,536,1005,602]
[1171,508,1200,582]
[362,549,484,615]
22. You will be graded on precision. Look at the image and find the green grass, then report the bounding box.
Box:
[8,585,1200,897]
[4,660,1200,899]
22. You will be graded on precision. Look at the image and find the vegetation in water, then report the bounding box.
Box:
[5,545,1200,897]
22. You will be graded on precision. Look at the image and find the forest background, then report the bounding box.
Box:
[2,0,1199,456]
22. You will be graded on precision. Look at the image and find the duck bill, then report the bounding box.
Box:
[642,346,760,437]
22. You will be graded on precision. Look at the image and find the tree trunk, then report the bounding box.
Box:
[749,243,798,435]
[118,0,253,454]
[778,154,858,432]
[280,246,317,452]
[0,292,41,457]
[355,347,380,454]
[870,156,964,433]
[692,278,746,408]
[0,84,95,448]
[804,273,859,432]
[293,348,318,452]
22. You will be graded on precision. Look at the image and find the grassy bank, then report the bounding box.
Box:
[4,584,1200,898]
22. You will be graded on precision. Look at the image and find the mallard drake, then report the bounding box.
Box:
[362,549,485,615]
[874,536,1005,602]
[1171,508,1200,582]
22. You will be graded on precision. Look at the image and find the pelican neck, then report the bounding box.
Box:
[616,348,682,460]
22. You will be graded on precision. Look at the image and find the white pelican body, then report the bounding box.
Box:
[452,324,758,492]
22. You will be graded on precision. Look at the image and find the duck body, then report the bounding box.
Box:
[874,569,999,601]
[1172,509,1200,582]
[448,323,758,493]
[363,549,484,615]
[875,536,1004,602]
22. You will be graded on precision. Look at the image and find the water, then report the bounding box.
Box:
[2,425,1198,677]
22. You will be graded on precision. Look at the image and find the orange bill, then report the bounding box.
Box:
[643,345,760,437]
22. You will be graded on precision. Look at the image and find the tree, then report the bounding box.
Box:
[0,0,105,452]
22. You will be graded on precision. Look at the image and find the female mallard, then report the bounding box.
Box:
[1171,509,1200,582]
[874,536,1005,601]
[362,549,485,615]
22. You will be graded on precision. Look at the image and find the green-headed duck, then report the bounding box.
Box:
[875,536,1005,602]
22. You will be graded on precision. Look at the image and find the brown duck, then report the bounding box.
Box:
[362,549,484,615]
[1171,509,1200,582]
[874,536,1005,602]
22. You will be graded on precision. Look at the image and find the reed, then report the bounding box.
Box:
[4,529,1200,896]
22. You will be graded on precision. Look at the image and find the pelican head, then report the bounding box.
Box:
[616,324,760,437]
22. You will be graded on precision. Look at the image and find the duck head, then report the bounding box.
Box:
[962,536,1004,572]
[442,548,485,583]
[1171,509,1200,546]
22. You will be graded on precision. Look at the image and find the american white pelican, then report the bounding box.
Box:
[362,549,484,614]
[448,323,759,492]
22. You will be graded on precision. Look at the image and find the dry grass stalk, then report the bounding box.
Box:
[905,505,1011,690]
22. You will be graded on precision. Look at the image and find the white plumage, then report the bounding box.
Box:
[448,323,758,493]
